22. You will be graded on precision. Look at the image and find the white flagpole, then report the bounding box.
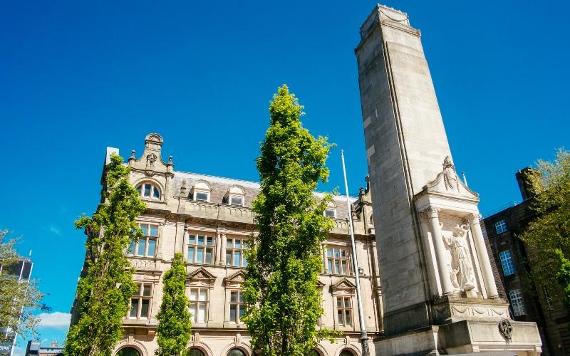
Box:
[341,150,370,356]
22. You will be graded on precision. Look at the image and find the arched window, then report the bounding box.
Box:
[339,350,355,356]
[226,186,245,206]
[324,203,336,218]
[116,347,141,356]
[137,182,161,200]
[188,348,206,356]
[228,348,247,356]
[193,181,211,202]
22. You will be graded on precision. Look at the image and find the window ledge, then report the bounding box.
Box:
[142,199,167,204]
[223,321,247,329]
[127,255,158,260]
[325,273,354,277]
[185,262,217,267]
[189,200,215,205]
[123,318,158,327]
[225,265,247,270]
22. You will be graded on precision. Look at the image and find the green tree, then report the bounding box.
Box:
[521,150,570,306]
[243,85,335,355]
[156,253,192,356]
[0,230,42,342]
[65,154,146,356]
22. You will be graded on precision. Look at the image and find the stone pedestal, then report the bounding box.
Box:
[376,320,542,356]
[356,4,542,354]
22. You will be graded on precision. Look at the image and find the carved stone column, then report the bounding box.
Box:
[219,233,227,266]
[426,208,453,295]
[215,232,222,265]
[469,214,499,298]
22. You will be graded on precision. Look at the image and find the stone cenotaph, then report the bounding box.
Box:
[356,5,542,355]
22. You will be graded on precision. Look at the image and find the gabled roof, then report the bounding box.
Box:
[187,267,216,285]
[331,278,357,294]
[223,270,246,287]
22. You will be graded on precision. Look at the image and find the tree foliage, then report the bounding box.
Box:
[0,231,42,342]
[65,154,146,356]
[243,85,335,355]
[156,252,192,356]
[521,150,570,306]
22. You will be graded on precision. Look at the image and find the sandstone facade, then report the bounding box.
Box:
[103,133,382,356]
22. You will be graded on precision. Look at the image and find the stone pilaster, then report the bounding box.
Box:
[426,208,453,296]
[469,214,499,298]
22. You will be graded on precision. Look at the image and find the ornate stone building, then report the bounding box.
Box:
[100,133,382,356]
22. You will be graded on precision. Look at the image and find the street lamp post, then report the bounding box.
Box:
[341,150,370,356]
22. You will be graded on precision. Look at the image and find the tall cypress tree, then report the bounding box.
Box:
[65,154,146,356]
[243,85,334,355]
[156,252,192,356]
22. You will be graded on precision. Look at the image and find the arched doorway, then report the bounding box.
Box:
[188,348,206,356]
[116,347,141,356]
[228,348,247,356]
[339,350,355,356]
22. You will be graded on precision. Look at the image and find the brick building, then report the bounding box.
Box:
[484,169,570,355]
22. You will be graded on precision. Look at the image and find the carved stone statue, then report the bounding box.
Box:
[146,153,157,167]
[442,156,459,191]
[442,224,476,292]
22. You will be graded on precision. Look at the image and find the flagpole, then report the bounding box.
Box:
[341,150,370,356]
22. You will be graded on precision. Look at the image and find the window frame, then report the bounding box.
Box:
[509,289,526,316]
[229,194,244,206]
[187,233,215,265]
[495,219,508,234]
[227,348,247,356]
[326,246,351,275]
[137,182,161,201]
[189,287,209,324]
[229,289,245,323]
[129,282,153,319]
[336,295,353,326]
[194,190,210,202]
[499,250,516,276]
[116,347,142,356]
[128,223,158,258]
[226,186,245,207]
[192,182,211,202]
[187,348,206,356]
[226,237,248,267]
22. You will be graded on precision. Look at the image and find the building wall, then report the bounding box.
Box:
[99,134,382,356]
[484,183,570,356]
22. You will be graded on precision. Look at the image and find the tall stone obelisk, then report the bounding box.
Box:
[356,5,542,354]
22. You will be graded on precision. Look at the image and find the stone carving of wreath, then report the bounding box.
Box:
[498,318,513,342]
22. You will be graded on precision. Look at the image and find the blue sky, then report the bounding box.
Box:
[1,0,568,352]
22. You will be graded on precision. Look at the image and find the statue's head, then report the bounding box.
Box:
[452,224,468,237]
[443,156,454,169]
